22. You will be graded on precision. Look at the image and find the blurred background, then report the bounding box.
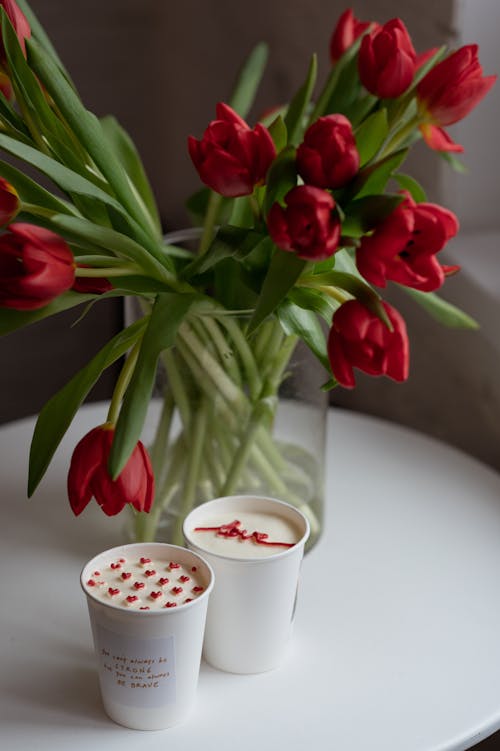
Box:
[1,0,499,477]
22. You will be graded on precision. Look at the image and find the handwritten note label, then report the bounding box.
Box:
[94,624,176,707]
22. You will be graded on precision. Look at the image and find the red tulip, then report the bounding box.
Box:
[72,272,113,294]
[188,102,276,197]
[328,300,409,388]
[356,193,459,292]
[67,424,154,517]
[417,45,496,152]
[0,223,75,310]
[296,114,359,189]
[0,177,19,225]
[267,185,341,261]
[329,9,373,64]
[0,0,30,60]
[358,18,416,98]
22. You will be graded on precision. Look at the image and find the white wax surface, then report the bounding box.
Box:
[190,511,301,559]
[82,554,205,610]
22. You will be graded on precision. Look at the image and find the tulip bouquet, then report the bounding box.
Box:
[0,2,495,544]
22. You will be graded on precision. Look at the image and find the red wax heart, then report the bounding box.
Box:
[110,563,121,569]
[121,572,132,580]
[150,591,162,600]
[158,577,170,586]
[134,581,145,590]
[164,602,177,608]
[184,598,193,604]
[87,579,96,587]
[171,586,183,595]
[126,595,138,603]
[108,588,120,597]
[192,586,204,593]
[140,557,151,564]
[145,570,156,577]
[179,575,190,583]
[169,562,180,570]
[140,606,150,610]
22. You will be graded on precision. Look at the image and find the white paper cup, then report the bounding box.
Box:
[183,495,309,674]
[80,542,214,730]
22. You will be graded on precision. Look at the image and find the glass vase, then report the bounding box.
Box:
[129,230,327,551]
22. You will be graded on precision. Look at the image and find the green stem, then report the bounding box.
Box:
[106,338,142,425]
[218,316,262,399]
[149,388,174,481]
[198,191,220,255]
[377,114,421,160]
[74,265,139,277]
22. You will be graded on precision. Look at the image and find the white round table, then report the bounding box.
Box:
[1,403,500,751]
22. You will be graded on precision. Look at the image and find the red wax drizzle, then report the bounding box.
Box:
[158,577,170,586]
[179,575,190,583]
[121,572,132,580]
[134,581,145,590]
[193,519,295,548]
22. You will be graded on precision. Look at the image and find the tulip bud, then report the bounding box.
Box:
[358,18,416,98]
[329,9,373,64]
[267,185,341,261]
[0,0,31,61]
[297,114,359,190]
[188,102,276,197]
[67,424,155,517]
[0,177,19,225]
[328,300,409,388]
[356,192,459,292]
[417,44,496,152]
[0,223,75,310]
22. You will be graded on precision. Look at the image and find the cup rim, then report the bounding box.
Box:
[182,494,310,564]
[80,542,214,616]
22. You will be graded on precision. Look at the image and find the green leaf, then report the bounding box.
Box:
[393,173,427,203]
[262,145,297,217]
[0,290,103,337]
[289,287,338,322]
[305,270,390,327]
[354,149,408,199]
[0,90,31,140]
[28,318,147,496]
[277,300,329,370]
[16,0,72,81]
[101,115,162,238]
[182,226,271,279]
[404,288,479,329]
[27,37,153,237]
[284,54,317,145]
[310,34,364,122]
[0,158,79,216]
[109,294,202,477]
[229,42,268,119]
[247,249,306,334]
[440,151,468,174]
[342,193,405,237]
[355,109,388,166]
[185,187,231,227]
[268,114,288,152]
[410,46,447,88]
[47,214,171,282]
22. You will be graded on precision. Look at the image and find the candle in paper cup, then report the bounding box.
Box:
[80,542,214,730]
[183,495,309,674]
